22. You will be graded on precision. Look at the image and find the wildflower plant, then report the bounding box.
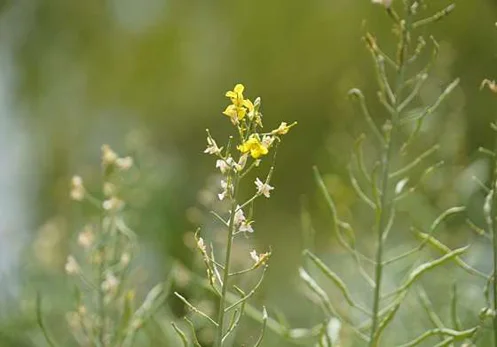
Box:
[172,84,295,346]
[477,46,497,346]
[39,145,167,347]
[297,1,483,346]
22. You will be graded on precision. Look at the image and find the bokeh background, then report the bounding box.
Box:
[1,0,497,346]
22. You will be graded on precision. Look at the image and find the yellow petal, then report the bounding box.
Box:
[234,84,245,94]
[243,99,254,112]
[223,105,237,117]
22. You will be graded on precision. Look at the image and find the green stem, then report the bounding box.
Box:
[215,176,241,347]
[369,4,412,345]
[491,139,497,347]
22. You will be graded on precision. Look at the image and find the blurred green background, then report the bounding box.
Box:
[1,0,497,346]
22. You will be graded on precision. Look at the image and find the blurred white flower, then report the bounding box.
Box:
[101,272,119,292]
[70,176,85,201]
[101,144,118,166]
[65,255,80,275]
[77,226,94,249]
[103,197,124,212]
[116,156,133,170]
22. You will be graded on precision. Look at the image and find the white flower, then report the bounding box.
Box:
[70,176,85,201]
[204,137,222,155]
[231,206,254,233]
[116,156,133,170]
[65,255,80,275]
[237,154,248,171]
[101,272,119,292]
[101,144,118,166]
[250,250,269,266]
[103,197,124,211]
[250,250,259,263]
[239,221,254,233]
[218,180,231,201]
[216,159,231,174]
[233,206,246,225]
[262,135,275,148]
[255,178,274,198]
[77,226,94,249]
[372,0,392,7]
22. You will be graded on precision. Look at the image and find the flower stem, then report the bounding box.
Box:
[369,4,412,345]
[215,175,241,347]
[490,138,497,347]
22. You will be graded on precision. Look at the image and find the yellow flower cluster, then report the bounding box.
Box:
[221,83,296,159]
[223,84,254,121]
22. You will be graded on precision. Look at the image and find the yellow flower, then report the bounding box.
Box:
[223,84,255,121]
[223,104,246,120]
[225,84,245,107]
[238,135,269,159]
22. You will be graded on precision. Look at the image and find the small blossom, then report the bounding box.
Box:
[216,159,230,174]
[65,255,80,275]
[237,153,248,171]
[204,136,223,155]
[232,207,254,232]
[250,250,259,263]
[101,272,119,292]
[239,221,254,233]
[250,250,270,265]
[116,156,133,170]
[101,144,118,166]
[218,180,234,201]
[238,135,269,159]
[255,178,274,198]
[271,121,296,135]
[262,135,274,148]
[103,197,124,212]
[233,206,246,225]
[77,226,94,249]
[70,176,85,201]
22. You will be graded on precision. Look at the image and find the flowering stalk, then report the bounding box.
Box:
[481,78,497,346]
[174,84,295,346]
[66,145,166,347]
